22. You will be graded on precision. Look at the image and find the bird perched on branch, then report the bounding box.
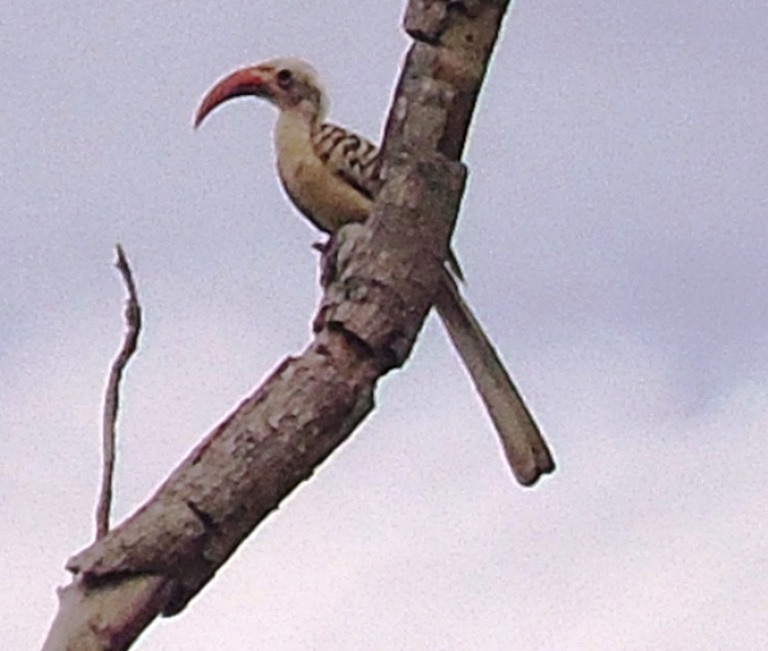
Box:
[195,58,554,486]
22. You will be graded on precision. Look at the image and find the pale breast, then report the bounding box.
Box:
[275,115,373,233]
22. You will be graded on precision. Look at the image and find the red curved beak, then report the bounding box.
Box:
[194,67,269,128]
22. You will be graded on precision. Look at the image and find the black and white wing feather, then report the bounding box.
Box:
[312,123,383,199]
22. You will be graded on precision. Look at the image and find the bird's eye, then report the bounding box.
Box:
[276,69,293,89]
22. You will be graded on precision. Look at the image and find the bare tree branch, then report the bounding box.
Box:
[43,2,517,647]
[96,245,142,541]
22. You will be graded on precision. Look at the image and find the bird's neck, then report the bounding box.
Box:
[274,109,320,164]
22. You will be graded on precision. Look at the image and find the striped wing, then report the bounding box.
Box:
[313,121,464,280]
[312,123,383,200]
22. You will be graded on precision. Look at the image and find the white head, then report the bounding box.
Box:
[195,57,330,127]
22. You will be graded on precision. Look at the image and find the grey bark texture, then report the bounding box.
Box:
[42,1,515,648]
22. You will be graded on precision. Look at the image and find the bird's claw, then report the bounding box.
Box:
[313,236,340,288]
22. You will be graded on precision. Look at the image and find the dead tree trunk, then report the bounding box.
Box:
[43,2,519,648]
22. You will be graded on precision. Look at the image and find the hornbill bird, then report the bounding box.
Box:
[195,58,554,486]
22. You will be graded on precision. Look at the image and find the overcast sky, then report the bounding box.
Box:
[2,1,767,649]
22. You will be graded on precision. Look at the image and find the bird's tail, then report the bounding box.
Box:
[434,271,555,486]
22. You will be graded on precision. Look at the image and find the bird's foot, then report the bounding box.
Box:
[313,236,340,288]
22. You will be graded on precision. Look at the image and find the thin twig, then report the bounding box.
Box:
[96,244,142,540]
